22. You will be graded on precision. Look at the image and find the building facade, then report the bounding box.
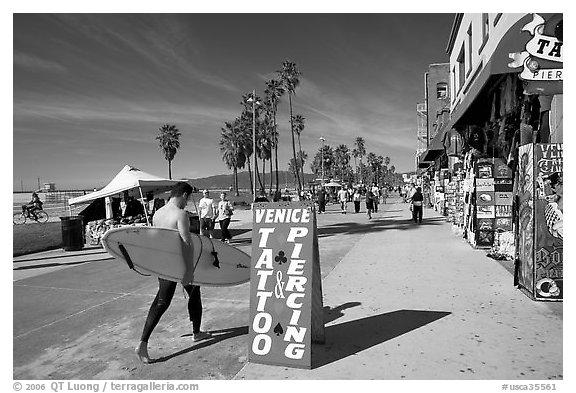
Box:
[416,63,451,171]
[420,13,563,302]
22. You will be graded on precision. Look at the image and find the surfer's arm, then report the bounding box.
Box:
[177,211,193,246]
[178,211,195,285]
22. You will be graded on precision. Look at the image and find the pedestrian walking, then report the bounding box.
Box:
[337,186,349,214]
[135,182,212,364]
[382,187,388,204]
[317,187,326,213]
[365,189,375,219]
[216,192,234,243]
[371,183,380,212]
[198,189,217,238]
[353,188,361,213]
[411,186,424,223]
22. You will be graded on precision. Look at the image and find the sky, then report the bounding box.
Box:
[13,11,456,190]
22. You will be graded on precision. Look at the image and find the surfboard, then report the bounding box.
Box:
[101,226,250,287]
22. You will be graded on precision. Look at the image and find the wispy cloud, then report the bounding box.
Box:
[13,52,67,73]
[286,76,416,151]
[51,14,239,93]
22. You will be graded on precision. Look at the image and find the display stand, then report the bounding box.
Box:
[515,143,563,301]
[248,201,325,369]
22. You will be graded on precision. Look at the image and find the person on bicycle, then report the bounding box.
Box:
[22,192,43,219]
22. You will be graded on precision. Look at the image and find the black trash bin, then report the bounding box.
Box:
[60,215,84,251]
[189,214,200,234]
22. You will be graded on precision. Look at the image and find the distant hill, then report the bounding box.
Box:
[185,170,319,190]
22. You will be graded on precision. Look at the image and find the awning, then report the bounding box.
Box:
[420,129,447,162]
[445,14,537,129]
[69,165,180,205]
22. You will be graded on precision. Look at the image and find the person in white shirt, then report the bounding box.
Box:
[198,190,217,238]
[371,183,380,212]
[216,192,234,243]
[337,186,349,214]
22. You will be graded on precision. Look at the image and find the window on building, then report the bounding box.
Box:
[479,13,490,54]
[482,14,489,39]
[451,66,456,103]
[437,82,448,99]
[493,13,502,26]
[467,24,473,76]
[457,45,465,92]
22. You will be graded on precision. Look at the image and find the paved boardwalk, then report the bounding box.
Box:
[13,198,562,380]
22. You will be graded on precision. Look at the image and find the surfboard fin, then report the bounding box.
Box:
[211,251,221,268]
[118,243,151,277]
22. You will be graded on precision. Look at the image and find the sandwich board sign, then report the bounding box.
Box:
[248,201,325,369]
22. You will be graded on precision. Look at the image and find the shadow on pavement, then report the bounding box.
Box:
[313,309,451,369]
[318,217,445,238]
[14,247,107,263]
[13,259,110,271]
[152,326,249,364]
[323,302,362,324]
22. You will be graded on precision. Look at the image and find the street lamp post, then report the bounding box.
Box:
[320,136,326,186]
[247,90,260,202]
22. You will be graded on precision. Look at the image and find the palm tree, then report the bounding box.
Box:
[354,137,366,184]
[292,114,305,186]
[258,114,273,194]
[241,92,265,193]
[264,78,285,195]
[296,150,308,185]
[311,144,334,181]
[219,120,246,196]
[156,124,181,179]
[278,60,303,193]
[237,114,254,194]
[334,144,351,183]
[352,148,360,184]
[366,152,377,184]
[383,156,391,183]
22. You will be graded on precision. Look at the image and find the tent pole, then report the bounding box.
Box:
[138,186,150,225]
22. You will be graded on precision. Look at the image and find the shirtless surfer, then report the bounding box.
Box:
[135,182,212,363]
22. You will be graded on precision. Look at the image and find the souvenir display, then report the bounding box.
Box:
[516,143,563,301]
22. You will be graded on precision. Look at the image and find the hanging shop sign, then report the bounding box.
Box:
[477,191,495,206]
[516,144,563,301]
[248,201,325,368]
[476,178,495,192]
[494,179,514,192]
[509,13,563,94]
[495,192,514,205]
[477,205,495,218]
[495,217,513,231]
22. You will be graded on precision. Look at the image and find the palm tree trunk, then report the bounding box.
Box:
[269,158,273,194]
[297,133,304,189]
[255,155,263,193]
[234,167,239,196]
[247,160,253,195]
[260,158,266,190]
[168,160,172,180]
[274,111,279,194]
[289,93,301,192]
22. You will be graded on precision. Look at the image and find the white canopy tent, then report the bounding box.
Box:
[69,165,181,224]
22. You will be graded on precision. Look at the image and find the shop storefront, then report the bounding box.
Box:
[423,13,563,301]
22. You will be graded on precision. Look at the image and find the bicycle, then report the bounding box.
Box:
[13,209,49,225]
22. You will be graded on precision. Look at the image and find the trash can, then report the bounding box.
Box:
[189,214,200,234]
[60,215,84,251]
